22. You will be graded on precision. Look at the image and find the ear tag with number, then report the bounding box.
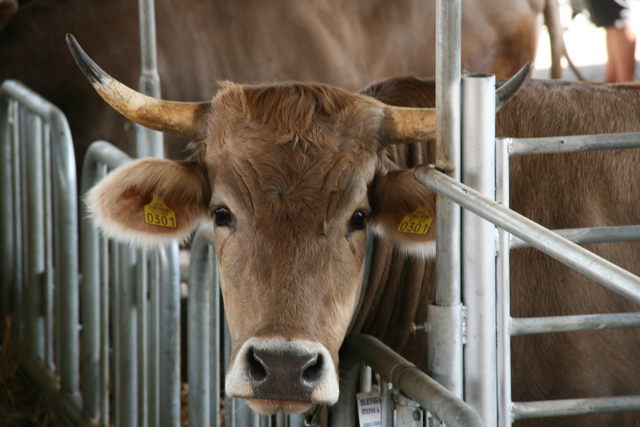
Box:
[397,207,433,235]
[144,194,177,229]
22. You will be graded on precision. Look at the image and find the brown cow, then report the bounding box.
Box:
[68,35,640,426]
[1,0,566,167]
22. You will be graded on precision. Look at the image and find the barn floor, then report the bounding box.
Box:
[0,321,62,426]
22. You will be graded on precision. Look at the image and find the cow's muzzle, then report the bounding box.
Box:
[225,337,339,414]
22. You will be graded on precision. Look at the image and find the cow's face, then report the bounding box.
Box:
[68,36,436,415]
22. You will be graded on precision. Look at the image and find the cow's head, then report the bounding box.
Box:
[68,35,437,414]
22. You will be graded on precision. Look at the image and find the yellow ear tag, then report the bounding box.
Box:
[397,207,433,235]
[143,194,177,229]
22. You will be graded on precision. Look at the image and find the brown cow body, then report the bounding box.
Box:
[1,0,561,166]
[70,23,640,425]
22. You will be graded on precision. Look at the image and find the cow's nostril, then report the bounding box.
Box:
[301,353,323,384]
[247,348,267,384]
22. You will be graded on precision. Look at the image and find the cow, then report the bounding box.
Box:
[0,0,569,167]
[68,32,640,426]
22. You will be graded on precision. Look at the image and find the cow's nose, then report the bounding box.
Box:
[247,347,323,401]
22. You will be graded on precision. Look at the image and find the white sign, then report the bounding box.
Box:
[356,391,381,427]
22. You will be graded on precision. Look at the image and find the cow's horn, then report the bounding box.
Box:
[381,106,436,145]
[496,62,531,112]
[66,34,210,139]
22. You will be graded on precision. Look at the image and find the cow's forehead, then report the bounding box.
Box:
[197,83,383,217]
[204,81,384,150]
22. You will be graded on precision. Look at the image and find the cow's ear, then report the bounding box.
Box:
[86,158,210,246]
[370,169,436,257]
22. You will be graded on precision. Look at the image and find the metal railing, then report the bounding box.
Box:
[0,79,82,424]
[81,141,183,427]
[415,128,640,426]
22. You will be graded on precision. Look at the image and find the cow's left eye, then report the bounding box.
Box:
[349,209,367,231]
[214,206,233,227]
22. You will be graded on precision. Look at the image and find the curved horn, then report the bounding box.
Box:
[496,62,531,112]
[66,34,210,139]
[381,106,436,145]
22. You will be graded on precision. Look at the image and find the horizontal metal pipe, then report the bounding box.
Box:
[510,225,640,249]
[415,167,640,305]
[503,133,640,156]
[343,334,484,427]
[511,312,640,336]
[512,395,640,420]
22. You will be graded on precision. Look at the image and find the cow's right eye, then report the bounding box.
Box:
[214,206,233,227]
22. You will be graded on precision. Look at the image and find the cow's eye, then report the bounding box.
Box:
[214,206,233,227]
[349,209,367,231]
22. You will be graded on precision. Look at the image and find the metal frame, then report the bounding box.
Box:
[1,79,82,422]
[415,130,640,425]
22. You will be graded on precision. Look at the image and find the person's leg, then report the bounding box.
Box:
[605,25,636,82]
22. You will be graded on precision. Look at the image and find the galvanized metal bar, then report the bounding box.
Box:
[42,122,54,370]
[47,90,79,397]
[343,334,484,427]
[511,312,640,336]
[510,225,640,249]
[112,242,121,424]
[149,250,161,427]
[136,247,149,427]
[461,74,497,426]
[188,230,213,427]
[136,0,164,158]
[25,111,46,360]
[503,132,640,157]
[211,249,221,427]
[359,365,372,393]
[99,231,110,427]
[81,141,130,422]
[415,167,640,305]
[0,94,12,344]
[117,243,138,427]
[16,104,25,341]
[159,243,181,425]
[495,138,514,427]
[431,0,463,398]
[380,380,393,427]
[512,396,640,420]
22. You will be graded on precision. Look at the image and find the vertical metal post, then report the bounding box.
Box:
[429,0,463,397]
[137,0,164,158]
[211,251,221,426]
[137,248,149,427]
[117,244,138,427]
[189,232,212,427]
[149,250,161,427]
[15,105,25,340]
[80,147,102,421]
[99,232,110,427]
[0,96,12,342]
[42,124,54,370]
[51,108,80,397]
[462,74,497,425]
[25,112,45,360]
[496,138,513,427]
[159,243,181,425]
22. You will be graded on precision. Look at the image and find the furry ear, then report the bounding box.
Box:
[370,169,436,257]
[86,158,210,246]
